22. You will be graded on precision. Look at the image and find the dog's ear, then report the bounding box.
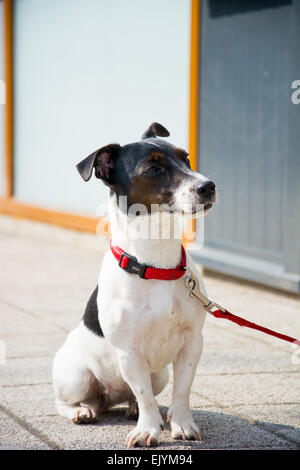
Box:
[142,122,170,140]
[76,144,121,184]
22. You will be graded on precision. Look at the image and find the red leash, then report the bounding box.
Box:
[211,307,300,345]
[183,267,300,346]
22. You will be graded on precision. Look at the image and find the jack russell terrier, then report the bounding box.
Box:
[52,123,216,447]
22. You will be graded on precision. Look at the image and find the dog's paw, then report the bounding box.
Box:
[126,416,163,447]
[126,427,160,448]
[168,409,201,441]
[72,406,97,424]
[125,401,139,421]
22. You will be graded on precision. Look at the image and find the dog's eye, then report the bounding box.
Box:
[143,165,163,176]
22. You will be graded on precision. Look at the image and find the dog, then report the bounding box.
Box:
[52,122,216,447]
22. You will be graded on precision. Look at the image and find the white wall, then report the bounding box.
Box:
[14,0,191,215]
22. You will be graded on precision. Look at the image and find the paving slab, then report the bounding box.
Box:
[3,332,66,360]
[226,404,300,446]
[0,384,56,420]
[0,409,51,450]
[190,408,294,449]
[0,356,52,387]
[198,323,298,375]
[192,372,300,407]
[0,215,299,450]
[0,302,62,337]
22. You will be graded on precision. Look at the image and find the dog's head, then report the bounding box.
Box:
[76,123,216,215]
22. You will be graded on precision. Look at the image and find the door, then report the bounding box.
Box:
[195,0,300,293]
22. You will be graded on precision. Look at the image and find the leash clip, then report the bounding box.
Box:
[181,270,300,346]
[182,268,226,315]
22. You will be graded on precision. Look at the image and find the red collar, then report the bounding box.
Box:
[110,240,186,280]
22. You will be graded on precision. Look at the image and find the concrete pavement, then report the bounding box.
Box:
[0,215,299,450]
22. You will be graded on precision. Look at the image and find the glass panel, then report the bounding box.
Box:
[14,0,190,215]
[199,0,293,261]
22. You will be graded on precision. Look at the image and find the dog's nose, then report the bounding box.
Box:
[196,181,216,197]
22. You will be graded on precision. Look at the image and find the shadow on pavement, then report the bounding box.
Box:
[77,405,299,449]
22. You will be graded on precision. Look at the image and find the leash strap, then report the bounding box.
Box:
[183,268,300,346]
[212,308,300,345]
[110,240,186,280]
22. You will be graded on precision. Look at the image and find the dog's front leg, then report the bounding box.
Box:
[117,350,164,447]
[167,330,203,441]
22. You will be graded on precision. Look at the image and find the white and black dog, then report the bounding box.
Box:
[52,123,216,447]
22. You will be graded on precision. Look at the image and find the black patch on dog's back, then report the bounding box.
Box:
[82,286,104,337]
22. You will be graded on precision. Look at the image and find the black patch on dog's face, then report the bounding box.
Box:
[110,139,195,212]
[76,123,216,214]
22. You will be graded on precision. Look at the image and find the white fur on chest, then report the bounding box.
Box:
[97,251,206,373]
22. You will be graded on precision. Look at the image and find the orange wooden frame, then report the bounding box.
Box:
[189,0,200,172]
[0,0,200,235]
[183,0,200,245]
[0,198,100,232]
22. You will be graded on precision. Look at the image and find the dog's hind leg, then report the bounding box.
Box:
[53,363,102,424]
[126,397,139,420]
[152,367,169,396]
[52,330,103,424]
[55,400,98,424]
